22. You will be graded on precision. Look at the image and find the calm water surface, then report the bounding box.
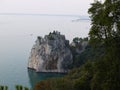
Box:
[0,15,90,89]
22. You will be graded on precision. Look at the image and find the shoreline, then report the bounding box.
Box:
[27,67,68,74]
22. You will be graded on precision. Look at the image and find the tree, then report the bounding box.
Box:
[88,0,120,90]
[73,37,80,44]
[88,0,120,47]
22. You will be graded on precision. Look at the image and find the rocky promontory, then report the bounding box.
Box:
[28,31,73,73]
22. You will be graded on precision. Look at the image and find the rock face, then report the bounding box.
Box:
[28,31,73,73]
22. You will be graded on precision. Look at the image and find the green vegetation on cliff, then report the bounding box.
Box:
[70,39,104,68]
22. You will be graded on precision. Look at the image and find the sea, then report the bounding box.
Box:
[0,14,90,90]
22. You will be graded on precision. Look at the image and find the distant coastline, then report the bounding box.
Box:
[0,13,88,18]
[0,13,90,22]
[71,18,90,22]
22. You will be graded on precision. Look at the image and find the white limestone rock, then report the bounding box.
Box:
[28,31,73,73]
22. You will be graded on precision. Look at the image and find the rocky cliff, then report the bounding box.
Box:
[28,31,73,73]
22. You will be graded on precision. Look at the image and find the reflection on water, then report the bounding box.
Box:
[27,69,65,88]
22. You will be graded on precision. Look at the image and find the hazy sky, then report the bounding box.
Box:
[0,0,94,15]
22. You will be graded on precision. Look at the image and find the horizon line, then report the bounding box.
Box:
[0,13,89,17]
